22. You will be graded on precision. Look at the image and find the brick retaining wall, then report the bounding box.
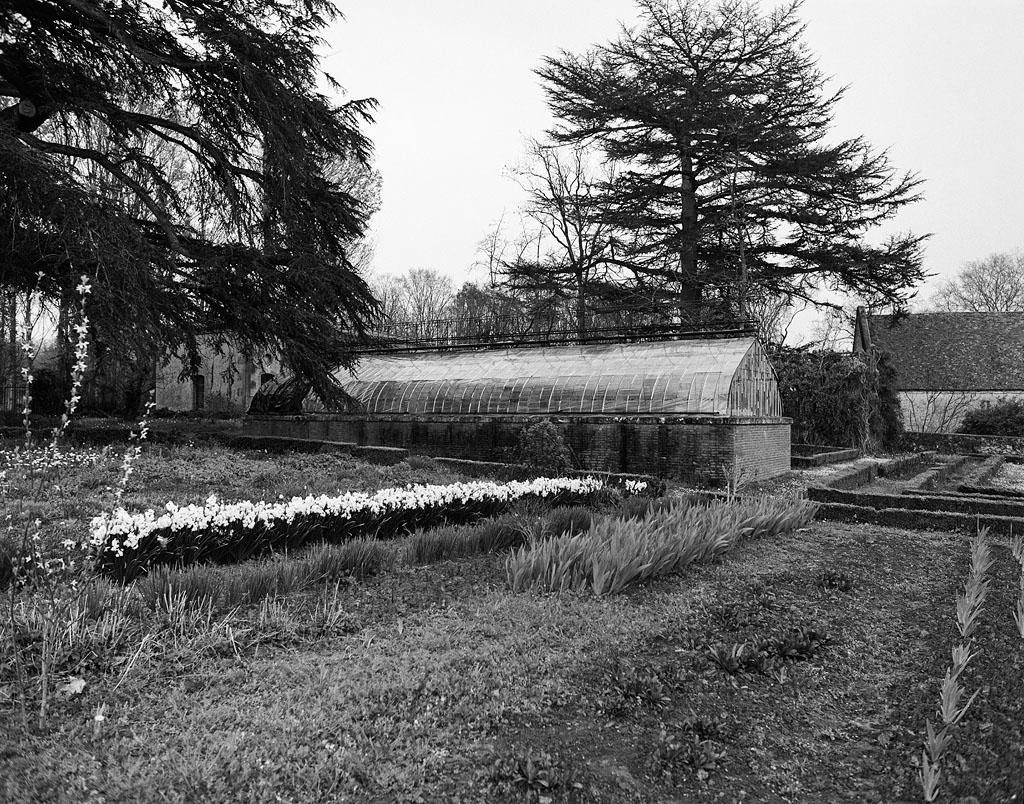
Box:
[243,414,791,487]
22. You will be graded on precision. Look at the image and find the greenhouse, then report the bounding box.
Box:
[245,337,791,486]
[332,338,781,418]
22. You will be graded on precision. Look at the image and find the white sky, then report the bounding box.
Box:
[325,0,1024,319]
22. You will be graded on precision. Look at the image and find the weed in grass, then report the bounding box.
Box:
[707,626,829,679]
[708,586,774,630]
[706,642,760,676]
[601,659,672,714]
[490,747,583,799]
[773,626,830,662]
[650,724,725,784]
[138,566,221,613]
[816,568,854,592]
[403,524,471,565]
[310,582,359,636]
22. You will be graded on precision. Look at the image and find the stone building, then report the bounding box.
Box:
[854,309,1024,432]
[245,336,791,486]
[155,343,280,414]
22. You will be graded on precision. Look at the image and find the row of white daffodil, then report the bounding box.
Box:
[87,476,616,582]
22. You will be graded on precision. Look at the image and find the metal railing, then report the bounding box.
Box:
[357,316,757,354]
[0,382,27,412]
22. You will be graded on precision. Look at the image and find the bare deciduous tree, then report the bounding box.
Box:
[930,250,1024,312]
[498,139,618,338]
[371,268,456,325]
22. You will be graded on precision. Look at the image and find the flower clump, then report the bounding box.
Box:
[1,445,106,476]
[87,476,610,582]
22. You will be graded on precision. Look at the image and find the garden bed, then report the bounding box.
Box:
[3,514,1021,802]
[3,445,1022,802]
[818,453,935,490]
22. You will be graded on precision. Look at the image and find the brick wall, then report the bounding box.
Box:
[244,414,791,487]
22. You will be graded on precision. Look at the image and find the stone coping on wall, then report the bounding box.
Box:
[244,413,792,426]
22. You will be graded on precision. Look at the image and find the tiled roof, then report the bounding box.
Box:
[868,312,1024,390]
[329,338,782,417]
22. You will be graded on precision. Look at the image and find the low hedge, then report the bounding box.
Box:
[825,464,878,490]
[808,487,1024,518]
[876,452,935,479]
[822,453,934,490]
[815,501,1024,536]
[222,435,358,454]
[791,447,861,469]
[955,485,1024,500]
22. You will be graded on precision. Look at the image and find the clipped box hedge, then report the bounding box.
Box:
[808,487,1024,519]
[815,501,1024,536]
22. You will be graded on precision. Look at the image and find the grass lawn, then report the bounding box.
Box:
[2,445,1023,803]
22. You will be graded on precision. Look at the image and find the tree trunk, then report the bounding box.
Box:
[678,147,701,322]
[575,271,587,339]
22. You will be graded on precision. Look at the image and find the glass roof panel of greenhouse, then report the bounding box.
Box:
[330,338,763,417]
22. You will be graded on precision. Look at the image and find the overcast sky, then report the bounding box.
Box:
[325,0,1024,321]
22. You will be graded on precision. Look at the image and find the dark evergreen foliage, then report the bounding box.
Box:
[537,0,927,320]
[771,346,902,449]
[0,0,379,406]
[960,400,1024,437]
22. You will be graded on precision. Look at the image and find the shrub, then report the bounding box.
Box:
[405,454,439,471]
[514,421,572,473]
[959,398,1024,437]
